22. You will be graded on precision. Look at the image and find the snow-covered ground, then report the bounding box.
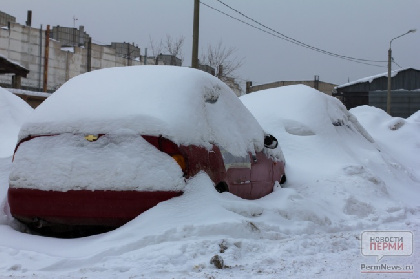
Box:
[0,84,419,278]
[0,87,33,158]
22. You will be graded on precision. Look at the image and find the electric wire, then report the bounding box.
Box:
[213,0,387,64]
[390,56,405,69]
[203,0,386,67]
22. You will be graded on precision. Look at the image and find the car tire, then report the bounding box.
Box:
[215,182,229,193]
[280,174,287,184]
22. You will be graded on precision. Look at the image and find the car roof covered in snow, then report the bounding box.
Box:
[19,66,264,156]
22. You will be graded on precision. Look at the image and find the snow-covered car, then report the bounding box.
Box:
[8,66,286,233]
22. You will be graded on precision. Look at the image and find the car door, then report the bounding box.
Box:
[250,150,274,199]
[220,148,252,199]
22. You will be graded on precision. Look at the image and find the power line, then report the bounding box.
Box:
[392,58,403,69]
[202,0,386,67]
[213,0,387,64]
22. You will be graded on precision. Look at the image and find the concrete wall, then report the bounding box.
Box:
[0,11,16,26]
[0,22,43,89]
[0,21,142,92]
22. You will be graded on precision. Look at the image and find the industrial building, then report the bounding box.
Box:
[0,10,183,101]
[333,68,420,118]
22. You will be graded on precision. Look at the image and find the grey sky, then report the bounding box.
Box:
[2,0,419,88]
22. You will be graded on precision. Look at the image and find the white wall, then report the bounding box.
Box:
[0,22,143,92]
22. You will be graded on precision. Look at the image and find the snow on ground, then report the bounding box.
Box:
[0,87,33,158]
[0,84,419,278]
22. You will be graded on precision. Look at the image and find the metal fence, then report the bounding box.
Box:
[369,90,420,118]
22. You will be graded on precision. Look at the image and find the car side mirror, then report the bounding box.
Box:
[264,134,278,149]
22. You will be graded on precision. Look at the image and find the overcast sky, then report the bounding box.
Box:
[3,0,420,88]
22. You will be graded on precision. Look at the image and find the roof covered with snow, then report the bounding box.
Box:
[7,88,51,98]
[335,67,419,89]
[0,53,29,77]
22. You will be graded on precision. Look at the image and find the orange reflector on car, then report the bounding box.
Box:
[172,155,186,172]
[85,135,99,142]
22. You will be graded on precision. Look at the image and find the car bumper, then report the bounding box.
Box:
[8,188,182,228]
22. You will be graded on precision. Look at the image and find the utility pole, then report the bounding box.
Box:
[191,0,199,69]
[87,37,92,72]
[387,29,416,115]
[387,48,392,114]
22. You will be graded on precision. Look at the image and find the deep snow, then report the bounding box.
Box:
[18,66,265,157]
[0,83,419,278]
[0,87,33,158]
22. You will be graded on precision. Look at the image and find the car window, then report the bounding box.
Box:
[220,148,251,169]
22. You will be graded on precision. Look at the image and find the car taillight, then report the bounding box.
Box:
[142,135,187,173]
[171,154,186,171]
[160,137,187,173]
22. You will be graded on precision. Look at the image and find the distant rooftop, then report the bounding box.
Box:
[335,68,418,89]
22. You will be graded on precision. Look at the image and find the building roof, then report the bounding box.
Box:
[335,68,419,89]
[0,54,29,77]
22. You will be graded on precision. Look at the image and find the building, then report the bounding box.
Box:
[0,53,29,88]
[50,25,90,47]
[333,68,420,118]
[0,9,146,94]
[246,76,336,95]
[109,42,141,63]
[0,10,16,26]
[155,54,182,66]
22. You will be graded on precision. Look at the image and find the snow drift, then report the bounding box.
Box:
[0,87,33,158]
[0,83,418,278]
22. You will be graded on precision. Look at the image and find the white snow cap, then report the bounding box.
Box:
[19,66,264,156]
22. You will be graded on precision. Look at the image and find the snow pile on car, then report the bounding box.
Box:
[9,134,186,191]
[0,87,33,158]
[350,105,420,177]
[19,66,264,157]
[240,85,419,207]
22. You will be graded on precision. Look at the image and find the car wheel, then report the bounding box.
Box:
[215,182,229,193]
[280,174,287,184]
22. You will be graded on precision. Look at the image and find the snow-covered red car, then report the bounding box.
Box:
[8,66,286,233]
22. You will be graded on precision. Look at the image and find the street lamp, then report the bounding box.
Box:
[387,29,416,114]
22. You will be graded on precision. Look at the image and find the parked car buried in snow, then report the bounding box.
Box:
[8,66,286,234]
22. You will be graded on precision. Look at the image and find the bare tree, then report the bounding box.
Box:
[148,35,163,57]
[164,34,185,63]
[148,34,185,64]
[200,40,244,79]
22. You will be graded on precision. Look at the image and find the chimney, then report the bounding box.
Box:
[78,25,85,46]
[26,10,32,26]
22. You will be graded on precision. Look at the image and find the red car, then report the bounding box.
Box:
[8,66,286,234]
